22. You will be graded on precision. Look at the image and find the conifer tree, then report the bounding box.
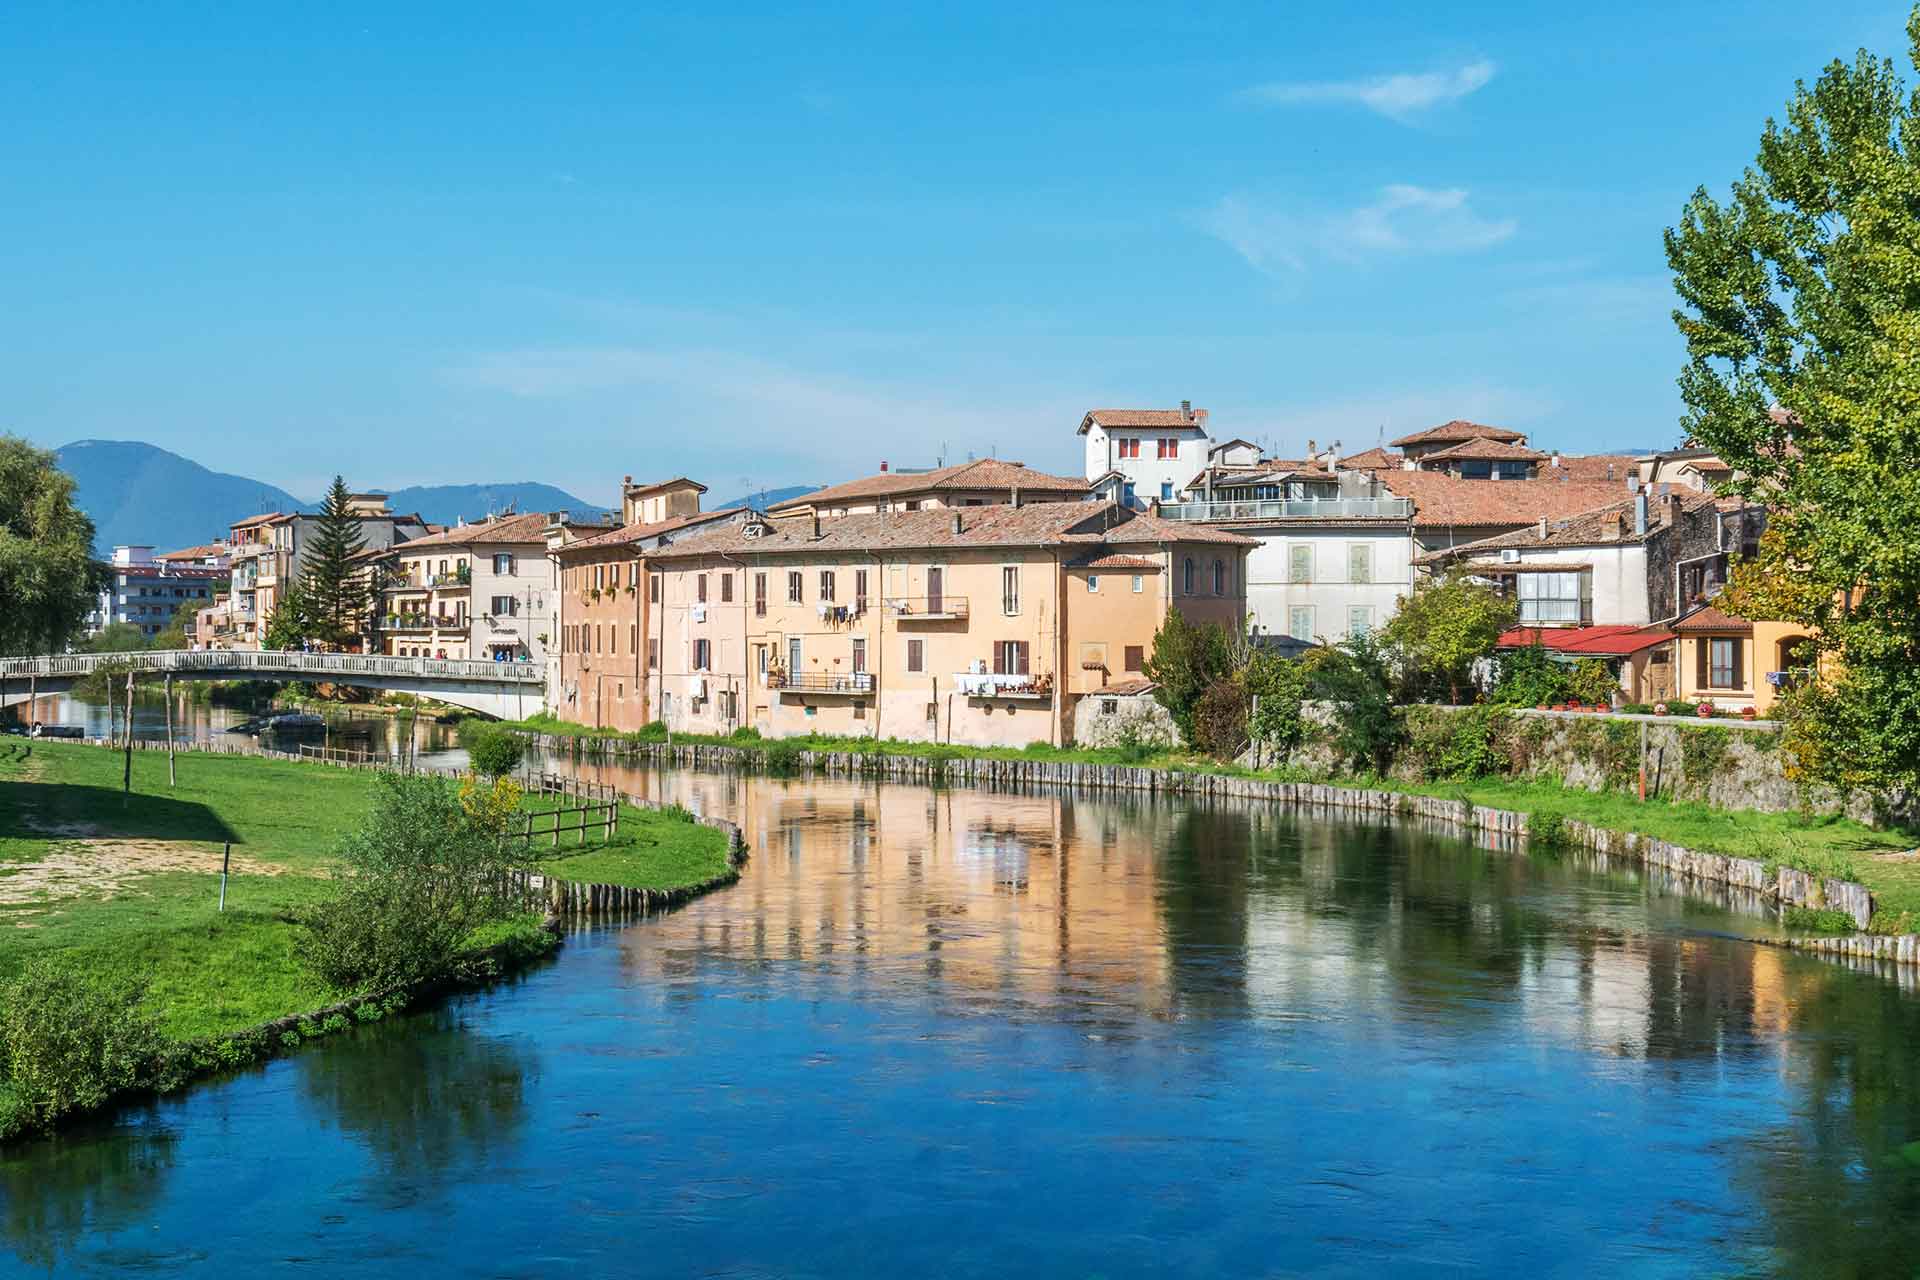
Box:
[300,476,367,648]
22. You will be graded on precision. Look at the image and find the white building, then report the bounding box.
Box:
[1079,404,1212,508]
[88,545,227,642]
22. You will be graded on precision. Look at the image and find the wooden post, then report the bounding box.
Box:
[1637,719,1648,802]
[105,669,115,744]
[218,841,230,912]
[123,670,135,797]
[165,673,176,788]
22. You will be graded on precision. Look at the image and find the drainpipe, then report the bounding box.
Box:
[867,550,886,740]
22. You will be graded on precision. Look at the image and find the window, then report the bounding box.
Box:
[1289,607,1313,643]
[721,573,733,603]
[1157,437,1179,459]
[788,636,802,677]
[905,500,921,511]
[1212,559,1226,594]
[694,638,711,670]
[648,639,660,670]
[787,571,803,603]
[493,553,514,575]
[993,640,1030,675]
[489,595,516,616]
[593,564,603,590]
[1132,574,1144,593]
[609,626,618,655]
[697,574,708,604]
[1122,482,1136,507]
[649,574,661,604]
[628,624,635,655]
[906,639,925,672]
[1124,645,1144,673]
[1087,575,1099,593]
[1118,437,1141,459]
[854,570,869,612]
[820,570,836,602]
[1002,566,1019,615]
[1348,607,1371,637]
[1182,557,1195,594]
[1347,544,1372,585]
[1517,571,1592,625]
[852,638,867,673]
[1702,637,1744,689]
[1290,545,1312,583]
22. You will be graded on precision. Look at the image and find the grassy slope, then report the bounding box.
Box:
[508,712,1920,917]
[0,743,729,1039]
[534,805,731,890]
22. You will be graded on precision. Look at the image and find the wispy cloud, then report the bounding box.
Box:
[1240,59,1495,122]
[1200,184,1517,276]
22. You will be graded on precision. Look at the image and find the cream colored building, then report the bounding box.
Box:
[766,457,1089,519]
[642,500,1253,747]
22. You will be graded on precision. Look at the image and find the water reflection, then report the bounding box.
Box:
[0,1123,177,1273]
[10,692,460,761]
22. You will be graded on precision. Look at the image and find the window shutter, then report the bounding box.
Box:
[993,644,1006,675]
[1017,641,1030,675]
[1695,638,1708,688]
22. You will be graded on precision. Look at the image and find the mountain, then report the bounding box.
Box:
[708,484,820,512]
[378,483,609,527]
[55,439,313,553]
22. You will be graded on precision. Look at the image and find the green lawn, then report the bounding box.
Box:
[0,741,729,1040]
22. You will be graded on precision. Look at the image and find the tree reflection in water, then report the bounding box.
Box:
[299,1012,533,1206]
[0,1121,178,1272]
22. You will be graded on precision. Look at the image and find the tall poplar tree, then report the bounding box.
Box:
[0,435,102,656]
[301,476,367,648]
[1666,13,1920,798]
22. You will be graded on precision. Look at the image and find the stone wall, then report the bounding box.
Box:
[1071,691,1177,749]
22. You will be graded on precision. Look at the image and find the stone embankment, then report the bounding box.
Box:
[520,730,1895,946]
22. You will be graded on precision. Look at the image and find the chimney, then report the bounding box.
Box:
[623,475,632,487]
[880,460,889,472]
[1011,484,1021,508]
[1634,492,1648,536]
[1606,511,1626,542]
[1663,492,1683,526]
[952,510,964,534]
[1307,438,1317,456]
[1537,517,1549,541]
[810,513,821,540]
[1606,462,1615,481]
[1551,451,1561,469]
[1181,399,1192,422]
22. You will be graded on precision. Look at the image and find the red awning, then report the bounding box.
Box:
[1498,625,1674,657]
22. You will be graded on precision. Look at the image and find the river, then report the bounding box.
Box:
[11,692,463,763]
[5,762,1920,1276]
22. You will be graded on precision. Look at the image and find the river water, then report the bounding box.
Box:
[10,693,462,762]
[6,763,1920,1276]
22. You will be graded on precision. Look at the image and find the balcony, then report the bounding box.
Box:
[885,595,968,621]
[770,671,875,695]
[1159,496,1413,522]
[954,671,1052,700]
[430,569,471,588]
[385,615,466,632]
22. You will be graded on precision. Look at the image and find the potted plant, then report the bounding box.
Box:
[1535,703,1549,711]
[1741,705,1757,720]
[1551,703,1568,712]
[1697,701,1715,719]
[1653,702,1668,716]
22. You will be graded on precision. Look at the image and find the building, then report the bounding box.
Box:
[637,499,1253,747]
[550,478,748,732]
[87,545,227,643]
[1078,404,1213,508]
[376,511,589,664]
[156,542,233,571]
[767,458,1090,519]
[1388,419,1529,464]
[222,497,432,649]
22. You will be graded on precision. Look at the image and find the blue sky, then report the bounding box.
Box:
[2,2,1904,504]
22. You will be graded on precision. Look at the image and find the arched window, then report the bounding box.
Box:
[1182,557,1195,594]
[1213,558,1226,594]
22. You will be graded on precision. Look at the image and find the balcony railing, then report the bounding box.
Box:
[884,595,968,620]
[769,671,875,694]
[430,571,471,588]
[1159,496,1413,522]
[953,671,1051,699]
[385,615,466,631]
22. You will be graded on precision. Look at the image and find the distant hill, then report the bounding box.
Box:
[55,440,313,553]
[378,483,610,527]
[708,484,819,512]
[53,440,609,554]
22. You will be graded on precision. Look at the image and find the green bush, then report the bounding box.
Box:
[728,726,762,742]
[1568,659,1619,707]
[761,738,805,773]
[1526,809,1568,846]
[636,720,669,742]
[1490,644,1572,708]
[1191,678,1251,760]
[0,956,171,1136]
[1142,608,1232,743]
[297,772,528,992]
[457,721,525,778]
[1304,634,1401,774]
[1783,905,1858,934]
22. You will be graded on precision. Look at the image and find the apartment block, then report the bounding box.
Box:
[87,545,227,642]
[221,496,431,649]
[642,500,1253,747]
[377,511,584,667]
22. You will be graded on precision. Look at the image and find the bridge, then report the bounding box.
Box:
[0,650,546,719]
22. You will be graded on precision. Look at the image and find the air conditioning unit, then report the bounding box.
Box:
[1499,549,1521,564]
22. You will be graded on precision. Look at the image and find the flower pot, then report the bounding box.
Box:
[1696,703,1714,719]
[1741,706,1757,720]
[1535,703,1549,712]
[1653,703,1668,716]
[1551,704,1568,712]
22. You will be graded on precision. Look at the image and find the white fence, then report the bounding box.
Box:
[0,649,544,686]
[1159,496,1413,522]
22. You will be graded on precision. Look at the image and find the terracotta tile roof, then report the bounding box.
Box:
[229,512,288,529]
[1498,625,1675,656]
[1389,419,1527,448]
[1420,490,1718,557]
[1065,552,1162,570]
[1377,471,1630,530]
[1456,558,1595,573]
[1670,604,1752,634]
[1544,453,1638,482]
[391,511,562,551]
[624,476,707,497]
[651,500,1254,563]
[766,458,1090,511]
[1419,438,1548,463]
[1338,447,1402,470]
[1077,408,1207,434]
[157,543,226,561]
[1099,678,1159,696]
[558,508,743,554]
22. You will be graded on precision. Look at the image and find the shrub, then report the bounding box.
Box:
[298,772,528,992]
[1244,651,1311,762]
[635,721,669,742]
[0,956,170,1134]
[1142,608,1232,744]
[1568,659,1619,707]
[1382,568,1516,703]
[761,738,805,774]
[1405,706,1503,780]
[1490,644,1572,708]
[1191,679,1251,760]
[1783,905,1858,934]
[1526,809,1568,846]
[729,726,762,742]
[458,721,526,778]
[1303,634,1401,774]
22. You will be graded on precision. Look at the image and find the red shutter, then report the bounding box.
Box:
[993,644,1006,675]
[1016,641,1030,675]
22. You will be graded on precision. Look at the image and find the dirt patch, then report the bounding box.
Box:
[1871,849,1920,863]
[0,839,293,913]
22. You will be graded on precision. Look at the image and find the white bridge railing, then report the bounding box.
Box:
[0,649,544,686]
